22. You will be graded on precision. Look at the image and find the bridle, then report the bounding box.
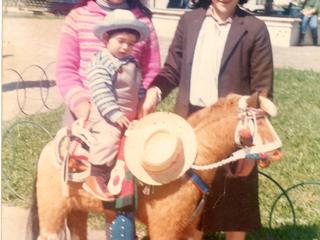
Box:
[191,96,282,171]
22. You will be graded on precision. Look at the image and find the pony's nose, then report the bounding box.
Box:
[270,149,282,161]
[259,159,270,168]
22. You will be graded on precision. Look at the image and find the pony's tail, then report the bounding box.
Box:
[26,176,39,240]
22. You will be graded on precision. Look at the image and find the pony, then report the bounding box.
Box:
[27,93,282,240]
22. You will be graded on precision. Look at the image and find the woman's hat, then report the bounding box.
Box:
[124,112,197,185]
[93,9,149,42]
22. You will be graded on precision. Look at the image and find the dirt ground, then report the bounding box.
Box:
[2,15,62,70]
[2,15,65,121]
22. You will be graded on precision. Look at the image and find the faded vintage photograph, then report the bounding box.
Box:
[2,0,320,239]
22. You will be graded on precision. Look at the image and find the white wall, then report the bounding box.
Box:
[151,9,320,47]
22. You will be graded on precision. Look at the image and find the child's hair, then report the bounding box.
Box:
[104,28,140,41]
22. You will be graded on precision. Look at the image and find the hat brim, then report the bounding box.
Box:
[124,112,197,185]
[93,20,149,42]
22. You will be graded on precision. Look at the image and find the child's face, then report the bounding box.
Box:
[104,32,138,59]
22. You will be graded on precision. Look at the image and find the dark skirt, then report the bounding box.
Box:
[200,166,261,232]
[188,104,261,232]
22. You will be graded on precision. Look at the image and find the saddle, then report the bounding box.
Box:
[53,119,135,209]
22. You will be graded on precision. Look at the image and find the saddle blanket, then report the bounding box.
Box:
[55,126,136,210]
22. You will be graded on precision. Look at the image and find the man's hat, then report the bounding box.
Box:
[124,112,197,185]
[93,9,149,42]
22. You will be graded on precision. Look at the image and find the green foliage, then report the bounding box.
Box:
[2,69,320,238]
[252,68,320,239]
[2,107,64,207]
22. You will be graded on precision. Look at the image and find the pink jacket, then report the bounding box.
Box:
[56,1,161,112]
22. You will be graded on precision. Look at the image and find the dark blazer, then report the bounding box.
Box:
[152,6,273,118]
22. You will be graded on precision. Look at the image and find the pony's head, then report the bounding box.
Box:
[189,92,282,176]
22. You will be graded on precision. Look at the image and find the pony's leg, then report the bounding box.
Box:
[67,210,88,240]
[181,227,204,240]
[148,226,202,240]
[36,142,69,239]
[36,190,68,239]
[146,206,203,240]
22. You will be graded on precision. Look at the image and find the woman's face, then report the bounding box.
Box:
[104,0,127,4]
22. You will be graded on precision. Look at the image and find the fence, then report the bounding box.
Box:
[3,0,20,7]
[2,62,63,119]
[3,0,79,15]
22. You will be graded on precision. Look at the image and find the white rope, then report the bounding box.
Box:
[191,107,282,171]
[191,148,246,170]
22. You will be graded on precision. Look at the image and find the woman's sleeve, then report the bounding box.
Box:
[56,12,90,112]
[151,15,185,99]
[250,22,274,99]
[139,18,161,89]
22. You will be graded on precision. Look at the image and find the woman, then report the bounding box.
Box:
[55,1,161,239]
[56,0,161,122]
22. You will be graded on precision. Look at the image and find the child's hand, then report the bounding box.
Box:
[116,115,130,129]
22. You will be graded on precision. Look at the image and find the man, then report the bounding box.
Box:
[141,0,273,239]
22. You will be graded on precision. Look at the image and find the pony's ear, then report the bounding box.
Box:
[258,89,268,98]
[247,92,277,116]
[259,96,277,117]
[246,92,260,108]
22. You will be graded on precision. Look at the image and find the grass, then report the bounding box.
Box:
[2,68,320,239]
[2,107,64,207]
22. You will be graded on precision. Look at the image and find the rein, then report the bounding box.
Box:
[191,97,282,171]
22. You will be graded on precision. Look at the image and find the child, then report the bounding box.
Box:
[82,9,149,201]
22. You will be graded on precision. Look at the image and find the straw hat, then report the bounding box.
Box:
[93,9,149,42]
[124,112,197,185]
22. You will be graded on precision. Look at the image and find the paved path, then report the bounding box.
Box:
[1,206,105,240]
[1,11,320,240]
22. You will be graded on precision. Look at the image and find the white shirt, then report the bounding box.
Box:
[190,9,232,107]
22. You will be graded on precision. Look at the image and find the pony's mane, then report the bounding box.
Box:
[188,94,241,131]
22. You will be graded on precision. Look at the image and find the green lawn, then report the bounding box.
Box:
[2,68,320,239]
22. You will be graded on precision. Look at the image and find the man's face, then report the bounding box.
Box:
[211,0,238,17]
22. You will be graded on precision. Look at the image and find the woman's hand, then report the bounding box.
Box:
[116,115,131,129]
[138,87,160,119]
[73,101,91,120]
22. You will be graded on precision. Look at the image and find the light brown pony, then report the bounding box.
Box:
[27,93,282,240]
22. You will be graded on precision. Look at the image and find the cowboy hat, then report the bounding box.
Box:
[124,112,197,185]
[93,9,149,42]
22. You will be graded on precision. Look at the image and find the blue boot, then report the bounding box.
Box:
[109,212,136,240]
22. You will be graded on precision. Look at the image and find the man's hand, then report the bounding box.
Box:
[116,115,131,129]
[138,87,160,119]
[73,101,91,120]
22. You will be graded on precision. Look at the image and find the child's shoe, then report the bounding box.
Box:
[83,175,115,201]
